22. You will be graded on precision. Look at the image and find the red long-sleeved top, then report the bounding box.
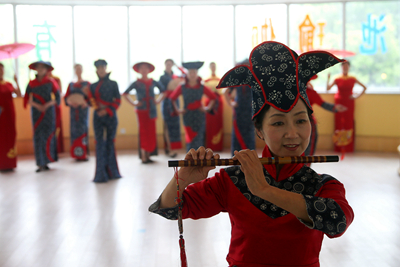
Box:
[150,146,354,267]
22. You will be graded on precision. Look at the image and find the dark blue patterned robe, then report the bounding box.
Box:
[24,77,60,166]
[170,80,216,152]
[159,71,182,150]
[228,86,255,156]
[65,81,90,160]
[89,73,121,182]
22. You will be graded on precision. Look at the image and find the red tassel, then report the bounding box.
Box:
[175,167,188,267]
[179,236,188,267]
[340,147,345,161]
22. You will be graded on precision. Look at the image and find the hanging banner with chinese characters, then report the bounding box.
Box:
[252,18,276,48]
[298,14,325,53]
[33,20,56,61]
[359,13,387,55]
[296,14,355,58]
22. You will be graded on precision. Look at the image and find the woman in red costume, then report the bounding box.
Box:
[123,62,165,164]
[327,61,367,152]
[306,75,346,156]
[49,69,64,154]
[204,62,224,151]
[0,63,21,171]
[149,42,353,267]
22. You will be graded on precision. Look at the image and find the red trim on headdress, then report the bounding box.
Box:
[133,62,155,73]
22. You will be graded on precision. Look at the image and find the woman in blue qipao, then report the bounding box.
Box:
[159,59,183,158]
[86,59,122,183]
[65,64,90,161]
[169,61,216,151]
[24,61,60,172]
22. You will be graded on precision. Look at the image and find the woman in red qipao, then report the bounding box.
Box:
[305,75,347,156]
[123,62,165,164]
[149,41,354,267]
[0,63,21,171]
[204,62,224,151]
[49,70,65,154]
[327,61,367,152]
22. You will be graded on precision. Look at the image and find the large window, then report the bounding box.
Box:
[182,5,234,79]
[1,1,399,94]
[74,6,128,91]
[346,1,400,93]
[129,6,181,86]
[289,3,343,91]
[16,5,73,93]
[235,4,287,63]
[0,4,15,83]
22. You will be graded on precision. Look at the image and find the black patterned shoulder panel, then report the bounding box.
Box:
[148,195,179,220]
[224,165,347,235]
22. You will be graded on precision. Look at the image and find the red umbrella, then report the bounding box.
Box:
[0,43,35,60]
[295,49,356,58]
[322,49,356,58]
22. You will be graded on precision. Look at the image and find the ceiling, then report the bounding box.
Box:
[0,0,377,6]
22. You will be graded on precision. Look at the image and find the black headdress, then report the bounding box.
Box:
[94,59,108,67]
[217,41,343,119]
[182,61,204,70]
[29,60,54,71]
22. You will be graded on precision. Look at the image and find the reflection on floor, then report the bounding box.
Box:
[0,150,399,267]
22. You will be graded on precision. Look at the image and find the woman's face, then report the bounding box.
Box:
[165,61,173,71]
[256,100,311,157]
[187,69,198,81]
[75,65,83,77]
[139,64,150,76]
[210,63,216,73]
[96,65,107,78]
[341,63,350,75]
[36,64,49,77]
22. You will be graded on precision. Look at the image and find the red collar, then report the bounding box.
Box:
[138,78,153,87]
[184,76,202,89]
[29,76,52,88]
[74,80,88,87]
[262,145,304,182]
[205,75,220,82]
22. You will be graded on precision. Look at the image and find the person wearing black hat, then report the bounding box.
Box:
[224,60,255,156]
[0,62,21,171]
[169,61,216,151]
[87,59,121,182]
[123,62,165,164]
[159,59,184,158]
[149,42,354,266]
[23,61,60,172]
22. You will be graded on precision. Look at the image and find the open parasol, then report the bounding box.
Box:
[0,43,35,60]
[322,49,356,58]
[295,49,356,58]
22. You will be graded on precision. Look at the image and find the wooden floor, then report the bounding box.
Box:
[0,149,399,267]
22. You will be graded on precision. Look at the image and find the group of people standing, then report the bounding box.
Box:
[0,56,366,179]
